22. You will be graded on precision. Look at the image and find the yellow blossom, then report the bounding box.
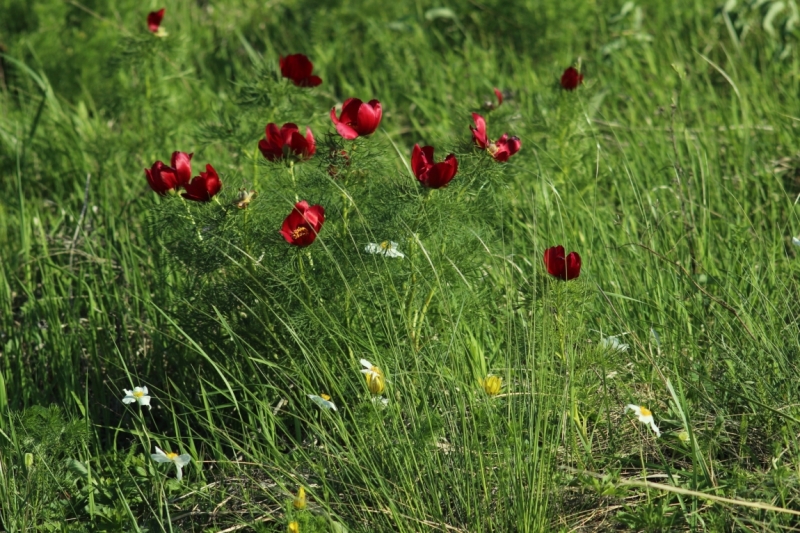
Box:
[288,521,300,533]
[360,359,386,395]
[481,375,502,396]
[293,486,307,510]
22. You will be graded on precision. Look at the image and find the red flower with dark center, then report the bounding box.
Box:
[560,67,583,91]
[145,151,192,195]
[147,8,165,33]
[543,245,581,281]
[280,201,325,247]
[330,98,382,140]
[411,144,458,189]
[469,113,521,162]
[182,164,222,202]
[258,123,316,162]
[279,54,322,87]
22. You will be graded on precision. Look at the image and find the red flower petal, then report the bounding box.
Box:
[543,245,581,281]
[493,87,503,107]
[470,113,488,149]
[560,67,583,91]
[565,252,582,280]
[182,164,222,202]
[170,151,193,187]
[331,105,359,140]
[147,8,165,33]
[280,201,325,246]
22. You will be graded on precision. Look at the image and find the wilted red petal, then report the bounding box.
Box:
[147,8,165,33]
[560,67,583,91]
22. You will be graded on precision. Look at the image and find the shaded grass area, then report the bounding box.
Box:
[2,0,800,531]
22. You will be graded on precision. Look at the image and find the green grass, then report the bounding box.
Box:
[3,0,800,531]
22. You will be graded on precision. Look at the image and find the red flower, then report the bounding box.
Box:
[280,201,325,247]
[469,113,521,162]
[182,164,222,202]
[147,8,165,33]
[411,144,458,189]
[330,98,382,140]
[279,54,322,87]
[145,151,192,195]
[543,245,581,281]
[258,123,316,162]
[560,67,583,91]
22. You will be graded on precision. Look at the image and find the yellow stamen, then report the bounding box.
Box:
[380,241,390,250]
[320,394,331,401]
[133,390,144,398]
[639,406,652,417]
[166,452,178,460]
[292,227,309,240]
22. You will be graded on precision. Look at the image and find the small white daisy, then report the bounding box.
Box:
[151,446,192,480]
[371,396,390,408]
[625,404,661,437]
[122,386,151,408]
[308,394,337,411]
[793,236,800,247]
[600,335,629,352]
[365,241,404,258]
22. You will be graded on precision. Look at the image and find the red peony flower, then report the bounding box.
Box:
[330,98,382,140]
[560,67,583,91]
[280,201,325,247]
[469,113,521,162]
[543,245,581,281]
[145,151,192,195]
[279,54,322,87]
[411,144,458,189]
[258,123,316,162]
[147,8,165,33]
[182,164,222,202]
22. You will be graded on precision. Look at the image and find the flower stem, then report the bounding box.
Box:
[182,197,203,242]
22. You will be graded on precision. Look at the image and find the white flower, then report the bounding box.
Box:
[625,404,661,437]
[371,396,390,408]
[793,236,800,247]
[365,241,404,258]
[122,386,151,408]
[308,394,337,411]
[151,446,192,480]
[360,359,380,379]
[600,335,629,352]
